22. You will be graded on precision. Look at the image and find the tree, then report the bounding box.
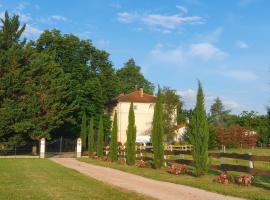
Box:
[187,81,209,176]
[210,97,230,127]
[109,112,118,161]
[126,102,136,165]
[151,88,164,168]
[97,115,104,157]
[161,87,181,142]
[80,112,87,149]
[117,58,154,94]
[88,117,95,156]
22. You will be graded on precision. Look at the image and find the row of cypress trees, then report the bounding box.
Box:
[81,82,209,176]
[80,113,104,157]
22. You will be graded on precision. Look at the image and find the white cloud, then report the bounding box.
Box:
[51,15,67,21]
[189,43,227,60]
[142,14,203,29]
[222,70,258,81]
[117,12,137,23]
[178,89,240,111]
[19,13,32,22]
[24,24,42,37]
[196,27,223,44]
[176,5,188,14]
[149,43,184,64]
[117,10,204,31]
[236,40,249,49]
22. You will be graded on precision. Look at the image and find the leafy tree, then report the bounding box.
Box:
[80,112,87,149]
[109,112,118,161]
[152,88,164,168]
[117,58,154,94]
[161,86,181,142]
[97,115,104,157]
[88,117,95,156]
[187,81,209,176]
[126,102,136,165]
[210,97,230,127]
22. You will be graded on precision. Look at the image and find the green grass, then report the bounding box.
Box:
[0,159,152,200]
[79,158,270,200]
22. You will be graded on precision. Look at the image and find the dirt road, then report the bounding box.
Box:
[50,158,244,200]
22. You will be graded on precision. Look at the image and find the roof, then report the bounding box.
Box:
[116,90,156,103]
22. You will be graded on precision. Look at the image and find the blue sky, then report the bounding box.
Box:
[0,0,269,114]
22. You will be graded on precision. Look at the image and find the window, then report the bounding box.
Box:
[133,105,138,110]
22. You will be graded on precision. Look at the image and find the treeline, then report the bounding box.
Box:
[0,11,154,146]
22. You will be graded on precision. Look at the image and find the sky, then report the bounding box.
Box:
[0,0,269,114]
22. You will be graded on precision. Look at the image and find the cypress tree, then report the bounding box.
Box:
[88,117,95,156]
[80,112,87,149]
[126,102,136,165]
[188,81,209,176]
[109,112,118,161]
[97,115,104,157]
[151,88,164,168]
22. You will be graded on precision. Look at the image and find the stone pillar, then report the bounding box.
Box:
[77,138,82,158]
[40,138,45,159]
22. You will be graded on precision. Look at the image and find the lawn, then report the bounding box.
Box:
[79,158,270,200]
[0,159,152,200]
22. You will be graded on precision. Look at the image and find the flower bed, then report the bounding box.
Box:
[166,163,190,175]
[215,172,253,186]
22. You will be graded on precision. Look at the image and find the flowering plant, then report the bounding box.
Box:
[234,175,253,186]
[137,159,149,168]
[215,172,253,186]
[166,163,190,175]
[118,159,125,165]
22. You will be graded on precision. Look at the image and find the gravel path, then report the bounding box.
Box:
[50,158,244,200]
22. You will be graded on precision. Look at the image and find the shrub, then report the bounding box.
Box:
[136,160,149,168]
[215,172,253,186]
[217,125,258,148]
[166,163,190,175]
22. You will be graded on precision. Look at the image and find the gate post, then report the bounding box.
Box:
[40,138,45,159]
[76,138,82,158]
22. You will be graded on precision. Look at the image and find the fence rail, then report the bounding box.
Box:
[102,145,270,176]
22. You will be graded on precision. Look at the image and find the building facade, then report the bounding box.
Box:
[112,88,156,144]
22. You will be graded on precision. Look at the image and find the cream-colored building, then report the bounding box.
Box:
[112,88,156,144]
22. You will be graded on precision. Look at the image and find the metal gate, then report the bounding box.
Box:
[45,137,76,158]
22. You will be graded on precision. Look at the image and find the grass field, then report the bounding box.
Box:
[79,158,270,200]
[0,159,152,200]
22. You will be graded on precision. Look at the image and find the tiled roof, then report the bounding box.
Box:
[116,90,156,103]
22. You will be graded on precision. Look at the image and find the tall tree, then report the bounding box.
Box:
[88,117,95,156]
[97,115,104,157]
[187,81,209,176]
[117,58,154,94]
[126,102,136,165]
[161,86,181,142]
[109,112,118,161]
[151,88,164,168]
[210,97,230,127]
[80,112,87,149]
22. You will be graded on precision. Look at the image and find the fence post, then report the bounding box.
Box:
[40,138,45,159]
[220,145,225,165]
[248,152,254,169]
[76,138,82,158]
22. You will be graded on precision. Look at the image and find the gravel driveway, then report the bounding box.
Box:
[50,158,244,200]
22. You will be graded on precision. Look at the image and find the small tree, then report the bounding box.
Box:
[188,81,209,176]
[80,112,87,149]
[109,112,118,161]
[152,88,164,168]
[97,115,104,157]
[88,117,95,156]
[126,102,136,165]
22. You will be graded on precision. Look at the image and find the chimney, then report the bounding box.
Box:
[139,87,143,97]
